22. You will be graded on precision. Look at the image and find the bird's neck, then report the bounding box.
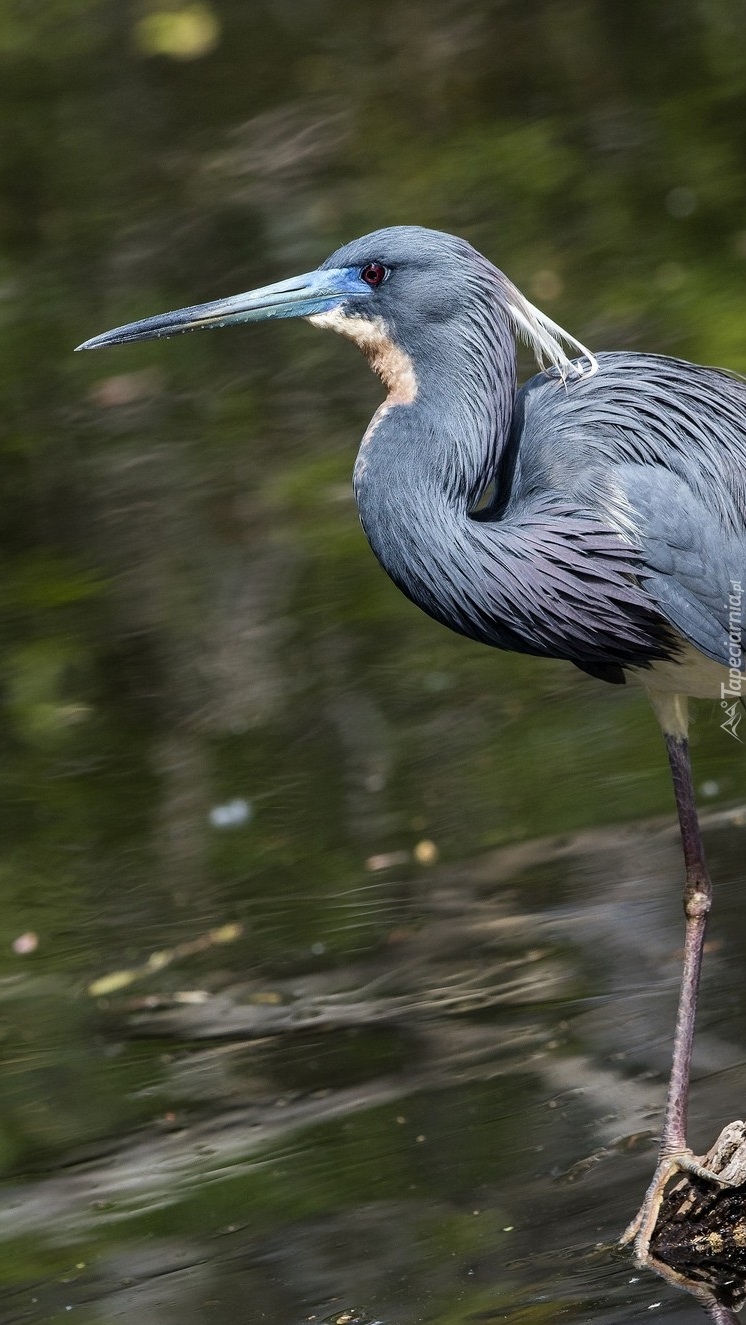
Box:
[356,306,517,503]
[352,313,517,628]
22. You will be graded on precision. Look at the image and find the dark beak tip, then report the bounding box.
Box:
[75,335,107,352]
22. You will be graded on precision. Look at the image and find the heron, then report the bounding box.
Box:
[78,226,744,1320]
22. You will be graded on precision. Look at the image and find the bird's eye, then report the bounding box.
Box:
[360,262,387,288]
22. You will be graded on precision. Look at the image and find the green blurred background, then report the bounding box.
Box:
[0,2,744,1322]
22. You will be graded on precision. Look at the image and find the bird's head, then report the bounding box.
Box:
[77,225,596,387]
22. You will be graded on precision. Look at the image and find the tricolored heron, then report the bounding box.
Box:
[78,226,745,1320]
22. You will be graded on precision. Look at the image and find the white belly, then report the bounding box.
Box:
[627,641,743,738]
[631,645,731,700]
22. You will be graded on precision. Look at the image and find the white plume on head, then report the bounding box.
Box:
[503,280,598,382]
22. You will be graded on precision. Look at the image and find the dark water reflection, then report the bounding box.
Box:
[0,1,745,1321]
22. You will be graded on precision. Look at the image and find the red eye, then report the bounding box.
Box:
[360,262,387,287]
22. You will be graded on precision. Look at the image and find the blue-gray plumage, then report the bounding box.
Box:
[77,225,744,1322]
[503,355,746,673]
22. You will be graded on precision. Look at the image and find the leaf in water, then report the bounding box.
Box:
[88,969,140,997]
[413,839,438,865]
[145,951,173,973]
[88,920,244,997]
[210,923,243,944]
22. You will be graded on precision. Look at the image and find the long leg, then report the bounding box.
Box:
[622,701,723,1258]
[659,729,712,1156]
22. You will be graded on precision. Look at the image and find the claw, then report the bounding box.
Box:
[621,1150,731,1264]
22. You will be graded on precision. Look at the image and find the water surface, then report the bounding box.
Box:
[0,2,745,1321]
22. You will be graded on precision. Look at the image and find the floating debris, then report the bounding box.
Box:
[209,797,252,828]
[88,922,244,997]
[11,931,39,955]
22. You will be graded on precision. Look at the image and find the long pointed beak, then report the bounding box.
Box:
[76,267,361,351]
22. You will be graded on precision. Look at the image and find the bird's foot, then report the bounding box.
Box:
[621,1148,729,1265]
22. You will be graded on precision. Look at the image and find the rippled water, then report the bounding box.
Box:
[0,2,745,1322]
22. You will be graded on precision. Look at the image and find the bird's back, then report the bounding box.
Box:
[507,352,746,671]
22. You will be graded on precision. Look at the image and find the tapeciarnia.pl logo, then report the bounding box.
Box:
[720,580,743,742]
